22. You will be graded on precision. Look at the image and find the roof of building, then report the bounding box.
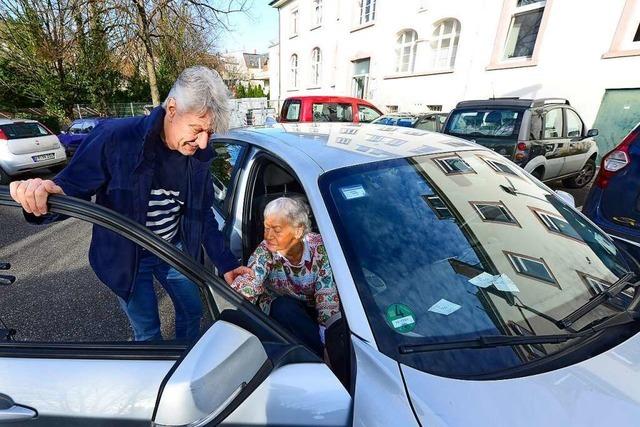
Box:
[223,122,482,172]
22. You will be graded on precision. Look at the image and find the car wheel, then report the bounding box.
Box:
[0,167,10,185]
[562,158,596,189]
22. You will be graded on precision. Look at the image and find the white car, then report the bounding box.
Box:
[0,122,639,426]
[0,119,67,184]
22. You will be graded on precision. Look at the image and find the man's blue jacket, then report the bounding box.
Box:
[39,107,238,301]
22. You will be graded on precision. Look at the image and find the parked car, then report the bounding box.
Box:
[583,122,640,259]
[279,95,382,124]
[443,98,599,188]
[372,112,448,132]
[58,118,105,156]
[0,118,67,184]
[2,122,640,425]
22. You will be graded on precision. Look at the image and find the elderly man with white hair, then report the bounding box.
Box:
[9,66,251,341]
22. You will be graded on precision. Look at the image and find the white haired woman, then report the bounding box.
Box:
[230,197,341,356]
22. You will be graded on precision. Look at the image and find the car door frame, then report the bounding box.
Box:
[0,187,298,425]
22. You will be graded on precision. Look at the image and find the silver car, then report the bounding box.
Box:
[1,122,639,426]
[0,119,67,184]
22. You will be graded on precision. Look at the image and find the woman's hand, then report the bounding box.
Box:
[224,266,254,285]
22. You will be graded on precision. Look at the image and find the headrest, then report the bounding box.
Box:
[264,164,295,187]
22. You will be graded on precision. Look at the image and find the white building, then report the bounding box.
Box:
[220,50,271,94]
[269,0,640,152]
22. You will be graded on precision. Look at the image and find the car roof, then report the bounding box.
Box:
[0,118,38,125]
[222,122,483,173]
[455,97,570,109]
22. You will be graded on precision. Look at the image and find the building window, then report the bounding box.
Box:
[531,208,583,241]
[433,155,475,175]
[424,195,454,219]
[471,201,519,225]
[312,0,323,27]
[505,251,557,285]
[291,9,299,37]
[311,48,322,86]
[290,54,298,88]
[578,272,634,299]
[504,0,545,59]
[480,157,518,176]
[395,29,418,73]
[359,0,376,25]
[352,58,370,99]
[431,19,460,69]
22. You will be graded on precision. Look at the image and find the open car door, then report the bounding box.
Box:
[0,188,350,426]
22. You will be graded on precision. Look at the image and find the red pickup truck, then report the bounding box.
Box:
[279,96,383,123]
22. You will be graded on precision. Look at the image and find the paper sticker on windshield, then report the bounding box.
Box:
[340,185,366,200]
[428,299,461,316]
[386,303,416,333]
[469,272,520,293]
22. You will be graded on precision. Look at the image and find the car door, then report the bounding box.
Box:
[560,108,590,175]
[539,107,567,180]
[0,186,350,426]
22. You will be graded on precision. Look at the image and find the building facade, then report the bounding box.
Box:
[269,0,640,153]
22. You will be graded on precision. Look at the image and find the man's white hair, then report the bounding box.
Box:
[264,197,312,236]
[162,66,231,135]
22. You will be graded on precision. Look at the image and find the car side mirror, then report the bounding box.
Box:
[154,320,269,426]
[586,128,599,138]
[555,190,576,207]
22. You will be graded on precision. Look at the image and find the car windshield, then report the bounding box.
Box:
[446,108,523,138]
[372,115,417,127]
[0,122,50,139]
[320,150,635,378]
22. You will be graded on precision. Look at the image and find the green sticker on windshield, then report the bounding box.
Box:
[385,303,416,333]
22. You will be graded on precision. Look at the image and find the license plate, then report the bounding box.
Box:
[32,153,55,162]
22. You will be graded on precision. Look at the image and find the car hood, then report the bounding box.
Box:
[400,333,640,426]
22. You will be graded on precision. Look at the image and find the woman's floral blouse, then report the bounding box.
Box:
[230,232,340,326]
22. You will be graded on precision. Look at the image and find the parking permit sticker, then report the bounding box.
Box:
[340,185,366,200]
[428,299,461,316]
[386,303,416,333]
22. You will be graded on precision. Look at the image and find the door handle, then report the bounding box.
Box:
[0,404,37,422]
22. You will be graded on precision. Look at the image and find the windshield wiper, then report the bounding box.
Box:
[557,272,638,329]
[399,331,591,354]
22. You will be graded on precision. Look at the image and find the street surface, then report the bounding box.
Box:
[0,168,594,343]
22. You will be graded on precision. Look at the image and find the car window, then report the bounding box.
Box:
[0,122,50,139]
[445,109,522,138]
[210,142,245,215]
[543,108,563,139]
[415,116,438,132]
[312,103,353,122]
[358,105,381,123]
[284,100,301,121]
[565,109,583,138]
[320,150,633,379]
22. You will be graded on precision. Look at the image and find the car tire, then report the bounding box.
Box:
[0,167,10,185]
[562,158,596,189]
[531,168,544,180]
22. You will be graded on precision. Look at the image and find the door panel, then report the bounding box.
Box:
[560,108,590,175]
[0,358,173,426]
[222,363,351,426]
[540,108,566,179]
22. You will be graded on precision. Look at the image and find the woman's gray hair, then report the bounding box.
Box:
[162,66,231,135]
[264,197,312,236]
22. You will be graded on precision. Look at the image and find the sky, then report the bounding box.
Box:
[217,1,279,54]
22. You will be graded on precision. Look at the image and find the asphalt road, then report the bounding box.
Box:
[0,168,594,343]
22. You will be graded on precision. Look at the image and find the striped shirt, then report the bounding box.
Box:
[146,188,184,241]
[146,141,188,242]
